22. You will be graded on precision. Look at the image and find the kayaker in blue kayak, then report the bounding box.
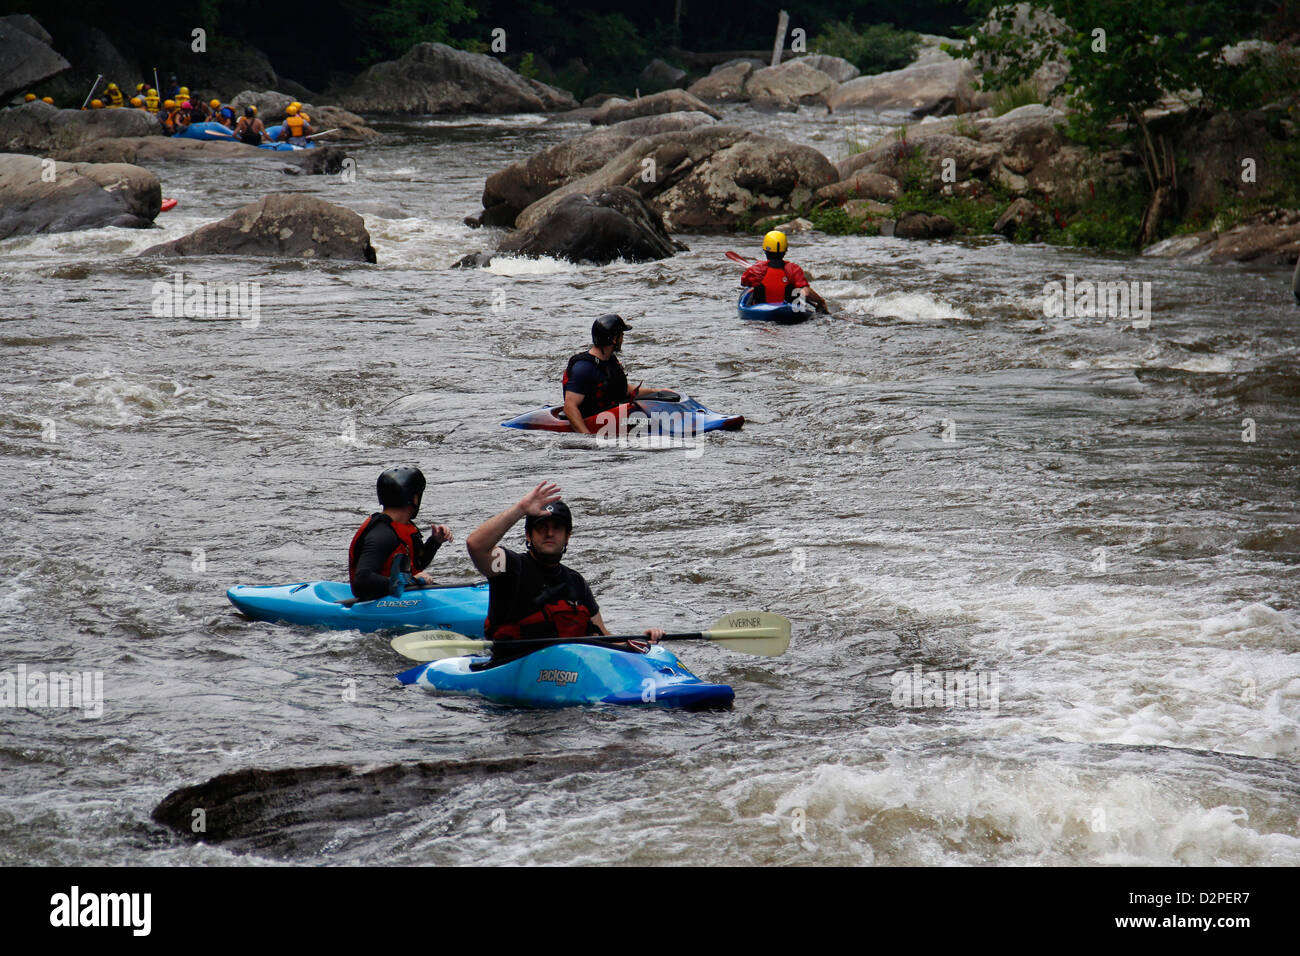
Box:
[348,466,454,601]
[561,314,661,434]
[465,481,664,660]
[740,231,828,313]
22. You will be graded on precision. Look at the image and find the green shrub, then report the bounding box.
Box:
[991,81,1041,116]
[812,20,920,76]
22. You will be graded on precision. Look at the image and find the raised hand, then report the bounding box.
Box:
[518,480,563,517]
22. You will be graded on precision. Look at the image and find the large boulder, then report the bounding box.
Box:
[228,90,377,141]
[793,54,860,84]
[686,62,753,102]
[827,58,986,117]
[141,194,376,261]
[489,186,687,265]
[894,210,955,239]
[336,42,576,114]
[0,14,70,100]
[745,59,836,110]
[476,111,717,227]
[517,125,838,233]
[52,136,349,174]
[590,89,722,125]
[639,58,688,91]
[0,153,158,237]
[815,169,901,204]
[24,26,137,106]
[0,101,159,154]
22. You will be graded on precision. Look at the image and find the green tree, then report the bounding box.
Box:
[958,0,1266,244]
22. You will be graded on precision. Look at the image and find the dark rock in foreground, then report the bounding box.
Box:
[491,186,687,265]
[141,193,376,262]
[152,748,659,857]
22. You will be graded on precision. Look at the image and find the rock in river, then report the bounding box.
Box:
[0,153,159,237]
[141,193,376,262]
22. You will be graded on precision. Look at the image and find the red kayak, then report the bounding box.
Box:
[501,393,743,436]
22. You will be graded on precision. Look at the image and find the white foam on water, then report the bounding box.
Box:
[835,284,975,322]
[486,255,582,276]
[410,114,550,127]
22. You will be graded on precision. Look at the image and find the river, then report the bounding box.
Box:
[1,104,1298,865]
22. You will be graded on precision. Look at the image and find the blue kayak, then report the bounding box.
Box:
[501,394,743,434]
[226,580,488,634]
[397,643,734,709]
[738,289,815,324]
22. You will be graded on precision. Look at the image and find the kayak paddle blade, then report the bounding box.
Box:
[391,629,488,661]
[702,612,792,656]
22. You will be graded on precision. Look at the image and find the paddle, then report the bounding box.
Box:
[391,611,792,662]
[202,128,236,138]
[306,128,339,139]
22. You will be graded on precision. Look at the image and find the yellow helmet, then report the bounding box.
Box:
[209,99,221,108]
[286,104,299,115]
[147,88,157,96]
[106,83,118,91]
[24,93,36,101]
[136,83,146,91]
[179,86,190,95]
[249,105,258,114]
[164,99,176,109]
[289,101,302,110]
[763,230,788,255]
[41,96,53,104]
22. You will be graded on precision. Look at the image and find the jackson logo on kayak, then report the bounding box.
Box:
[536,669,580,686]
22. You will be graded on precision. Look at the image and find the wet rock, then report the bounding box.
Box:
[639,58,687,91]
[141,193,376,261]
[815,169,901,204]
[827,58,987,117]
[0,152,159,237]
[687,62,753,103]
[1142,232,1216,261]
[894,210,955,239]
[745,59,836,110]
[754,215,813,234]
[581,93,626,109]
[793,54,860,84]
[843,198,891,217]
[151,748,659,857]
[0,100,159,154]
[53,136,349,175]
[0,14,70,100]
[993,197,1046,237]
[476,111,717,228]
[337,42,575,114]
[493,186,686,264]
[590,89,722,125]
[517,125,837,234]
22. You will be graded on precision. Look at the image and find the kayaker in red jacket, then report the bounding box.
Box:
[348,466,453,601]
[466,481,663,662]
[741,231,829,313]
[561,314,661,434]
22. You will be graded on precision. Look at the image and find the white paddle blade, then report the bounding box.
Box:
[704,612,792,656]
[390,629,487,662]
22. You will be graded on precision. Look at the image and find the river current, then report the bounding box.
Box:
[2,105,1298,865]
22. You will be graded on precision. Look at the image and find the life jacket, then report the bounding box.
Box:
[284,114,306,137]
[144,92,160,113]
[562,350,628,420]
[760,263,793,304]
[160,110,175,134]
[105,88,124,108]
[347,513,420,588]
[485,561,596,641]
[173,109,191,131]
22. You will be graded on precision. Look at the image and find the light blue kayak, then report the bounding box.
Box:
[737,288,813,324]
[396,643,734,709]
[226,580,488,634]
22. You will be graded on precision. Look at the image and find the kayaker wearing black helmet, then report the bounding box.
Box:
[561,314,661,435]
[465,480,663,661]
[348,466,453,601]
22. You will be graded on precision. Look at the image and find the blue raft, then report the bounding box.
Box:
[396,643,734,709]
[226,580,488,634]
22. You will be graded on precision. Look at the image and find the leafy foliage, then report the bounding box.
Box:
[811,20,921,75]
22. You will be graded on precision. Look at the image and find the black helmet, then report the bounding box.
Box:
[592,313,630,347]
[243,106,254,117]
[377,466,425,517]
[524,500,572,534]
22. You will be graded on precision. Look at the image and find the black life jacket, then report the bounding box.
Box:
[562,350,629,420]
[484,558,596,641]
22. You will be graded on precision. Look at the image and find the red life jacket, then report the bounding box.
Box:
[347,513,419,587]
[760,263,792,304]
[486,599,593,641]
